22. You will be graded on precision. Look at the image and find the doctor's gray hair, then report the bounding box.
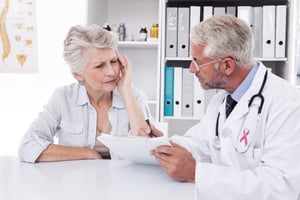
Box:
[190,15,255,67]
[63,24,118,74]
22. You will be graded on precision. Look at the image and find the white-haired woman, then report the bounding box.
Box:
[19,24,162,163]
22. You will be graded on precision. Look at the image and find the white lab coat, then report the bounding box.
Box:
[172,63,300,200]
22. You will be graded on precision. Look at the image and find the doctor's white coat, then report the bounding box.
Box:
[172,63,300,200]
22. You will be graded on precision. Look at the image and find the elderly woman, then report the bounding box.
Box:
[19,24,162,163]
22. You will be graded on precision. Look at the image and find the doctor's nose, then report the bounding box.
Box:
[189,61,198,73]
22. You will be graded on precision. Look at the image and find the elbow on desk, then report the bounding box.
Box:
[18,139,49,163]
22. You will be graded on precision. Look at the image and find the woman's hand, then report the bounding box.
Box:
[149,124,164,137]
[130,120,164,137]
[116,51,132,94]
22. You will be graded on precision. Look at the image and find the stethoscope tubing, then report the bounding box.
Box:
[214,70,268,150]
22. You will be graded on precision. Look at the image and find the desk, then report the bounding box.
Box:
[0,157,196,200]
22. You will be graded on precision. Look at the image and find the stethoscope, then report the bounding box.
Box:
[213,70,268,150]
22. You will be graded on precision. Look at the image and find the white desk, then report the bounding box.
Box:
[0,157,196,200]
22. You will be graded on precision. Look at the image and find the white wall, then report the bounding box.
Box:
[0,0,87,156]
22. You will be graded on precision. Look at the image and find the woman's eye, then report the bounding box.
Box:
[95,64,103,68]
[111,60,118,65]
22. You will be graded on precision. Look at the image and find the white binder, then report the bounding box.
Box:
[226,6,236,16]
[173,67,183,117]
[253,7,263,58]
[275,5,287,58]
[177,7,190,57]
[203,6,213,20]
[190,6,201,29]
[190,6,201,57]
[166,7,178,57]
[237,6,254,33]
[182,68,194,117]
[262,5,275,58]
[193,75,204,119]
[213,7,226,16]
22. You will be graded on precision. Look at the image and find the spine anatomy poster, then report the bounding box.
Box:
[0,0,37,73]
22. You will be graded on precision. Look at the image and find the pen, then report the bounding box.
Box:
[145,119,155,138]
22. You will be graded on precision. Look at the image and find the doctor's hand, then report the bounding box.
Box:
[151,141,196,183]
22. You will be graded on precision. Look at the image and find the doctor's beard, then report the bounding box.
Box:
[198,64,229,90]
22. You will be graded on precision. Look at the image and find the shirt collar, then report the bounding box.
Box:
[111,88,125,108]
[76,84,89,106]
[231,62,259,101]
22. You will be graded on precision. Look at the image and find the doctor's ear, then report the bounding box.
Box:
[222,58,235,75]
[225,61,230,69]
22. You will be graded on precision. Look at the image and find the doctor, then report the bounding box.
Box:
[151,15,300,199]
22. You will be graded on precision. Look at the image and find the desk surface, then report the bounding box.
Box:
[0,157,196,200]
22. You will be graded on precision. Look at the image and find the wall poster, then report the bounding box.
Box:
[0,0,37,73]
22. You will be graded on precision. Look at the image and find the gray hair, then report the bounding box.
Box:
[190,15,255,67]
[63,24,118,74]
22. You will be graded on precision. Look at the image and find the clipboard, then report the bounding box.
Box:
[97,134,170,165]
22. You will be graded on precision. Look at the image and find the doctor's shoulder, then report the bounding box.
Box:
[262,74,300,117]
[266,74,300,102]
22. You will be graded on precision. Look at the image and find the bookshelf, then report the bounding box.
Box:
[159,0,297,136]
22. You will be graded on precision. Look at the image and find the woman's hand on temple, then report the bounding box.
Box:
[117,51,132,94]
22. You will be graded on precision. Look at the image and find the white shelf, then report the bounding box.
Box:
[165,57,191,61]
[165,57,288,62]
[254,57,288,61]
[147,100,158,105]
[164,116,201,121]
[118,41,159,49]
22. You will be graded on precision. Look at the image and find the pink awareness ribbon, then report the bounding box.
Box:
[240,129,250,146]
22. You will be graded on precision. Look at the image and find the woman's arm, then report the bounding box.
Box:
[116,52,162,137]
[36,144,101,162]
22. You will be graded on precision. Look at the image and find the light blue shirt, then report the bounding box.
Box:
[231,62,259,101]
[19,83,151,163]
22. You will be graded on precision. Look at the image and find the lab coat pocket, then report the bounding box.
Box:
[245,146,263,168]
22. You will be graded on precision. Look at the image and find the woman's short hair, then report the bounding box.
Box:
[63,24,118,74]
[190,14,255,67]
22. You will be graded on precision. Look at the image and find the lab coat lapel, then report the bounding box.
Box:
[224,63,267,127]
[219,63,268,168]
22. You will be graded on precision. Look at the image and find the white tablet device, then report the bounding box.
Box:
[97,134,170,165]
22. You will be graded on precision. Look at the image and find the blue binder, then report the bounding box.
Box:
[164,66,174,116]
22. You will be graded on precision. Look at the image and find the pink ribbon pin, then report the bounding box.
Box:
[240,129,249,146]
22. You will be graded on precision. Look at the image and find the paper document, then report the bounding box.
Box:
[98,134,170,165]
